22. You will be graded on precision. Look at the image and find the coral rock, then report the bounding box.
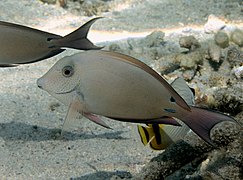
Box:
[179,35,200,51]
[208,43,222,63]
[176,51,203,69]
[144,31,165,47]
[231,29,243,47]
[214,31,229,48]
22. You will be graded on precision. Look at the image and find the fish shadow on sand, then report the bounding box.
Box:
[71,170,132,180]
[0,122,127,142]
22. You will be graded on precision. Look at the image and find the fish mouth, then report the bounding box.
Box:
[37,78,44,89]
[37,84,43,89]
[55,85,77,95]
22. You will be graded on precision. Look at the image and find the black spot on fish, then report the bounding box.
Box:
[170,97,176,102]
[47,37,53,41]
[164,108,176,113]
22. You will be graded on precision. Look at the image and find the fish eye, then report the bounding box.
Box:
[170,97,176,102]
[62,66,74,77]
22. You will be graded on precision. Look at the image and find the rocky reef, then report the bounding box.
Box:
[105,17,243,180]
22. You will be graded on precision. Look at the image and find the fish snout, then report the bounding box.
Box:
[37,78,45,89]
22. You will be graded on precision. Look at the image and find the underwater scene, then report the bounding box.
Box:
[0,0,242,179]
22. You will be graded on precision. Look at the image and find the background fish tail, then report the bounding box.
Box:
[56,17,102,50]
[179,106,236,146]
[62,38,102,50]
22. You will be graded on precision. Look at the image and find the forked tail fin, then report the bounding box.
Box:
[179,106,236,146]
[54,17,103,50]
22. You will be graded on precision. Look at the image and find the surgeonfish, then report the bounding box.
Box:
[0,18,102,67]
[37,50,236,146]
[137,77,194,150]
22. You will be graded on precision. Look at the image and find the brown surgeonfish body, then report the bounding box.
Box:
[37,50,236,146]
[0,18,102,67]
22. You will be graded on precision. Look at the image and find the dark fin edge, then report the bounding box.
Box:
[0,64,18,67]
[108,116,182,126]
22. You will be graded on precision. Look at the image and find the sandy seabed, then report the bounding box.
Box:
[0,0,242,179]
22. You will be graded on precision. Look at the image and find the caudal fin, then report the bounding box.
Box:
[180,106,236,146]
[55,17,103,50]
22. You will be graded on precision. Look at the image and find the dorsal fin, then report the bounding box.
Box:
[170,77,195,105]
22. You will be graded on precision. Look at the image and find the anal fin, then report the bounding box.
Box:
[83,112,111,129]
